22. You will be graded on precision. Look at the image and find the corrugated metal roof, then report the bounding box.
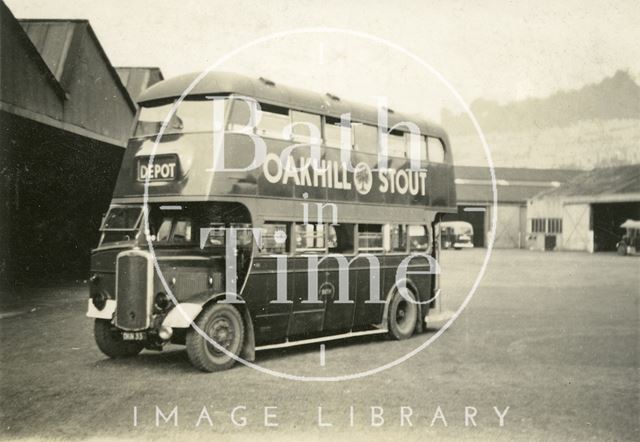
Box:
[456,183,556,204]
[453,166,583,204]
[455,165,583,182]
[18,20,78,82]
[18,19,135,112]
[116,67,164,102]
[533,164,640,199]
[137,71,448,139]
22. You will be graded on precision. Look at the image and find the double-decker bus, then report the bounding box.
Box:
[87,71,457,372]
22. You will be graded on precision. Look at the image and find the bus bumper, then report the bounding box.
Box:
[424,288,455,330]
[425,310,455,327]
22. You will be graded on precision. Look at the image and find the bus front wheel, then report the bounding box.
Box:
[94,319,143,358]
[186,303,245,372]
[387,290,418,340]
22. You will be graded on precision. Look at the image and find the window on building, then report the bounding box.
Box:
[531,218,546,233]
[353,124,378,155]
[547,218,563,234]
[358,224,384,252]
[427,137,446,163]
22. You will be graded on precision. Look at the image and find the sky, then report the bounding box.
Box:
[6,0,640,121]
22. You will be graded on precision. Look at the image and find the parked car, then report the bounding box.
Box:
[617,219,640,256]
[440,221,474,250]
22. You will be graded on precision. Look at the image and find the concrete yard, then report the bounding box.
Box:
[1,249,638,441]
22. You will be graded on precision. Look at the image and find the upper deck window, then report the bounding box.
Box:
[255,104,290,140]
[387,131,406,158]
[134,100,214,137]
[324,116,352,149]
[353,124,378,155]
[406,135,428,164]
[290,111,321,142]
[427,137,446,163]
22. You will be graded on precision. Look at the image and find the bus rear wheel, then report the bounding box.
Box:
[94,319,143,358]
[388,290,418,340]
[186,303,245,372]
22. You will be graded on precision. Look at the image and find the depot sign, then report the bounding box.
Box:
[138,156,178,181]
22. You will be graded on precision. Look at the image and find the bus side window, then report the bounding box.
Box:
[260,223,289,254]
[324,116,353,148]
[409,224,431,252]
[329,224,355,254]
[227,98,254,131]
[256,103,290,140]
[353,124,378,155]
[387,130,406,158]
[383,224,407,252]
[427,137,446,163]
[156,218,173,242]
[295,223,326,253]
[291,111,321,142]
[172,219,192,243]
[358,224,384,252]
[203,223,225,247]
[406,135,428,165]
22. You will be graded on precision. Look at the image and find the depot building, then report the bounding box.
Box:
[526,164,640,252]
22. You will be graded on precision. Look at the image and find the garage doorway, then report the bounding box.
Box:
[592,202,640,252]
[443,205,486,247]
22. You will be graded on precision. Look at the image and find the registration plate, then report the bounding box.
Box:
[122,331,146,341]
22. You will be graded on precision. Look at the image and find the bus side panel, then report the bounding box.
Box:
[242,256,292,346]
[352,253,388,329]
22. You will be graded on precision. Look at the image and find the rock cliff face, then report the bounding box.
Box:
[441,71,640,169]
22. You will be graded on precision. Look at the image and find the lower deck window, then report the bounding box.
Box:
[358,224,384,252]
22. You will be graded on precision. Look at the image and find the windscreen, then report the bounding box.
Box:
[101,206,142,231]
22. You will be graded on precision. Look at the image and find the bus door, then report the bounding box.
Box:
[246,223,293,343]
[322,224,357,333]
[288,223,327,337]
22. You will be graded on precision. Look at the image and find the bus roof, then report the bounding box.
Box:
[137,71,448,139]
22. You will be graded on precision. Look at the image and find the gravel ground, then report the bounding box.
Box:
[0,249,638,441]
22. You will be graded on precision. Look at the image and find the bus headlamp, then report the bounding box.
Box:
[154,292,172,311]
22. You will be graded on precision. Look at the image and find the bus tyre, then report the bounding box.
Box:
[186,303,245,372]
[388,290,418,340]
[94,319,143,358]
